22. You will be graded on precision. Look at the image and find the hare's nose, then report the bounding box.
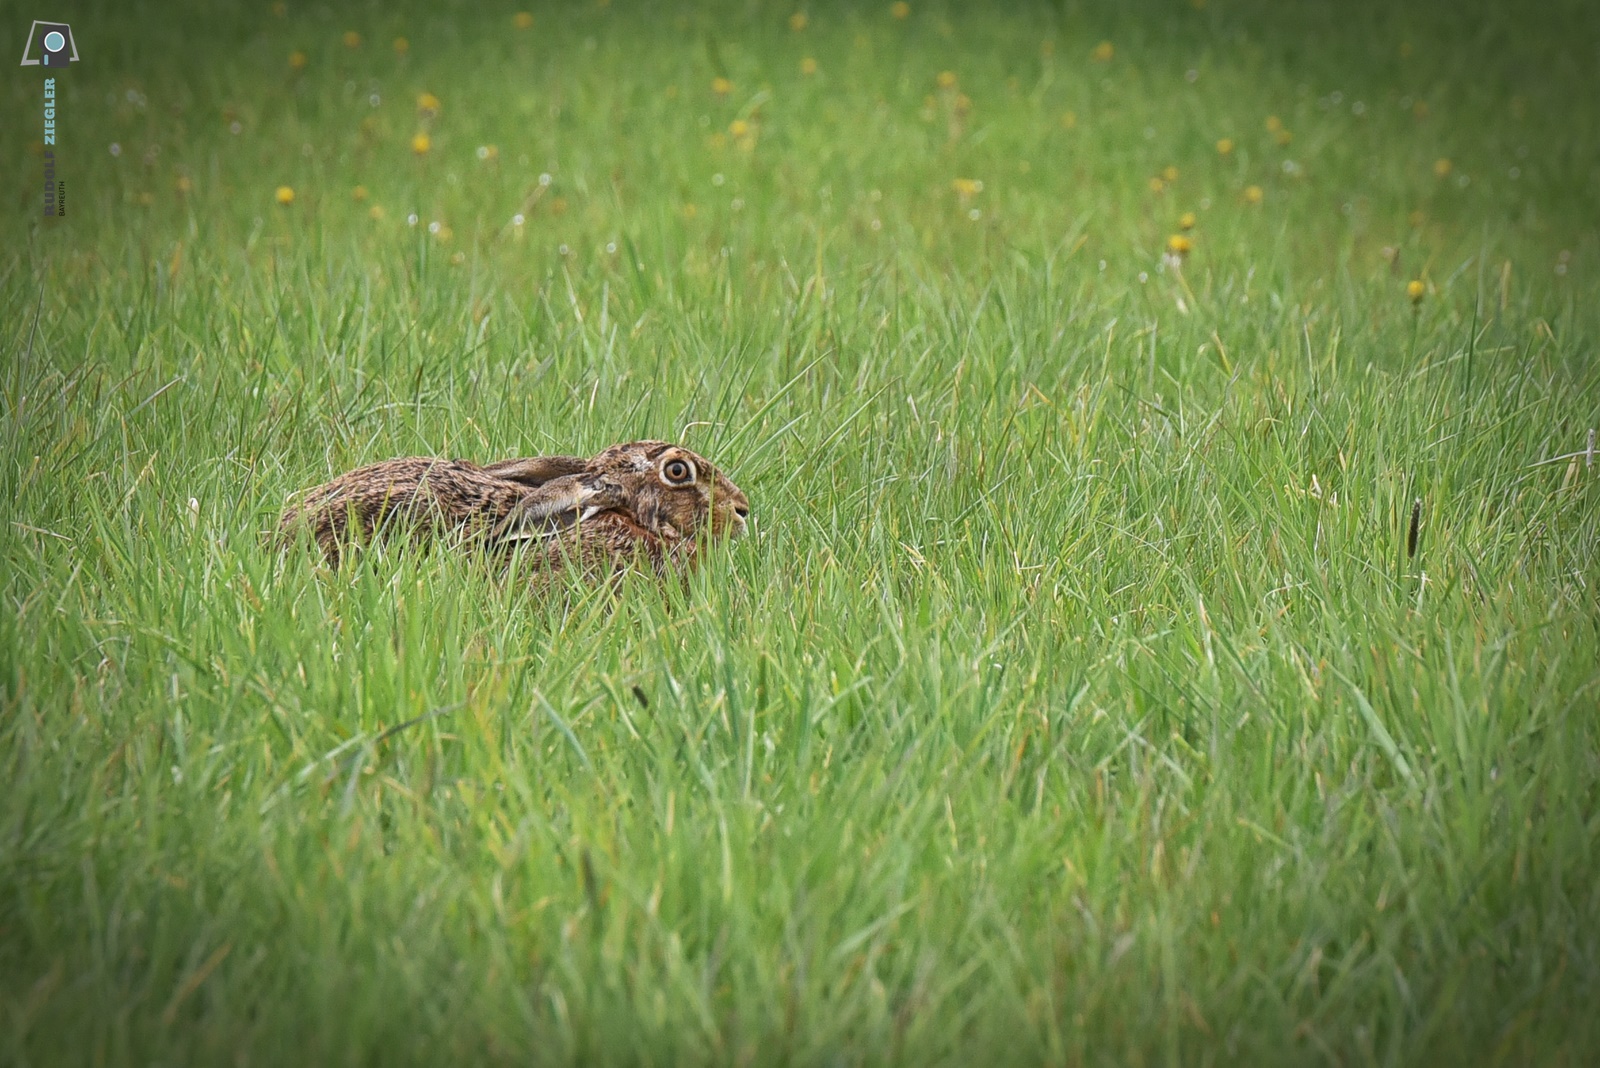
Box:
[734,504,750,519]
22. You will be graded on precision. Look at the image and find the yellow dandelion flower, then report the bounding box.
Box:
[1060,111,1077,129]
[342,31,362,49]
[683,203,699,220]
[136,191,155,207]
[800,56,818,75]
[352,184,368,201]
[410,132,431,154]
[936,70,958,89]
[1433,158,1452,178]
[288,51,307,71]
[275,185,295,205]
[393,37,409,54]
[417,92,441,115]
[175,175,193,194]
[1148,176,1167,194]
[708,132,728,149]
[450,252,467,266]
[550,197,568,215]
[369,205,385,220]
[1406,279,1425,303]
[712,76,733,95]
[953,92,972,115]
[1408,209,1425,228]
[435,225,453,243]
[729,119,750,138]
[951,177,982,198]
[789,12,808,31]
[1274,128,1293,146]
[1243,184,1264,204]
[890,1,911,19]
[1265,115,1282,132]
[1162,165,1179,182]
[514,12,534,29]
[1179,211,1196,230]
[1091,41,1114,62]
[477,144,499,161]
[1167,234,1192,255]
[1216,137,1234,155]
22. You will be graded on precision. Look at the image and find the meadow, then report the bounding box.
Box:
[2,0,1598,1063]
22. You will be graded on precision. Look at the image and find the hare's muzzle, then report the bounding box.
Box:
[717,494,751,540]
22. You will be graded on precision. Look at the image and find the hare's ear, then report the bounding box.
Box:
[480,456,589,487]
[491,475,622,545]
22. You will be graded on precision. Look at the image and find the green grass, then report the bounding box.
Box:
[3,0,1599,1063]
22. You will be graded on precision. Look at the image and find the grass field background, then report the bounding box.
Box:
[3,0,1599,1062]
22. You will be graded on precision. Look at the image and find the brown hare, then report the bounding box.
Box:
[279,441,750,581]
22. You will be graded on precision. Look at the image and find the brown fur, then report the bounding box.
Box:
[279,441,749,582]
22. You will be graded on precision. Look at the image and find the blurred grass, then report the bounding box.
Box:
[2,0,1599,1063]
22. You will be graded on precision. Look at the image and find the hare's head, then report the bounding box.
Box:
[587,441,749,543]
[493,441,749,548]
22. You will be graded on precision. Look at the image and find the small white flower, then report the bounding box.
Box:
[407,212,419,226]
[229,121,242,135]
[110,142,122,156]
[711,172,724,186]
[512,213,525,226]
[428,220,441,233]
[369,93,381,107]
[538,172,552,186]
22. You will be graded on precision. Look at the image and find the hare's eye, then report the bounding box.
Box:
[662,458,695,485]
